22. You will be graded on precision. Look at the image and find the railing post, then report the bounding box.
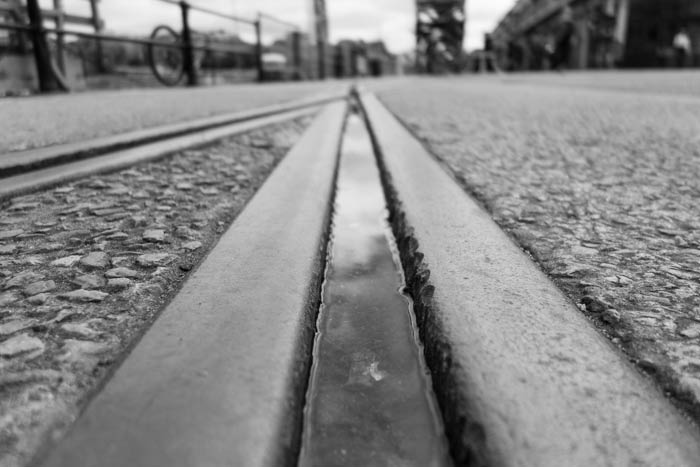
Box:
[179,0,198,86]
[291,30,302,80]
[26,0,60,92]
[89,0,106,73]
[52,0,66,73]
[254,13,263,82]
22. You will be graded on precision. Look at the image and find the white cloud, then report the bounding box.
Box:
[465,0,515,50]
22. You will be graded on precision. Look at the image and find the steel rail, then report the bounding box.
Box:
[0,90,350,199]
[35,100,347,467]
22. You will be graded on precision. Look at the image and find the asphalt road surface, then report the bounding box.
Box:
[369,71,700,423]
[0,81,345,153]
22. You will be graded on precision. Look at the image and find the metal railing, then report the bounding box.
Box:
[0,0,303,93]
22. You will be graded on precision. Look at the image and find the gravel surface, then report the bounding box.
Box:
[372,77,700,422]
[0,115,312,467]
[0,81,344,153]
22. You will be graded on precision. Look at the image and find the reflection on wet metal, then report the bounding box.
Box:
[299,113,451,467]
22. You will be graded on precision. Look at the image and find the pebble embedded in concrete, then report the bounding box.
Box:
[0,116,312,467]
[80,252,111,270]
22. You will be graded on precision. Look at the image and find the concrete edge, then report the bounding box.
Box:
[359,91,700,467]
[0,105,321,201]
[0,89,348,177]
[36,100,347,467]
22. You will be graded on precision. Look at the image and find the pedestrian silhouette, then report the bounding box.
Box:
[550,7,574,71]
[673,28,692,68]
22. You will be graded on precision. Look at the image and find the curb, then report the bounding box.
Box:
[359,92,700,467]
[37,100,347,467]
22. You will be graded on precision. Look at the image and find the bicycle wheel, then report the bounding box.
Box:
[148,25,184,86]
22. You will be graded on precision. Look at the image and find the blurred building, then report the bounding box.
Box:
[333,40,398,77]
[311,0,331,79]
[491,0,700,70]
[415,0,467,73]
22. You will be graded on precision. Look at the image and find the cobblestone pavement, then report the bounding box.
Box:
[0,81,344,153]
[371,77,700,423]
[0,115,312,467]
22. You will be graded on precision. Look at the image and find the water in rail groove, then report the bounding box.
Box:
[298,113,451,467]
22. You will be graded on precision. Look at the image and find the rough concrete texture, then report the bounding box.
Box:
[40,102,346,467]
[0,116,312,467]
[501,69,700,98]
[361,92,700,467]
[369,74,700,429]
[0,81,346,153]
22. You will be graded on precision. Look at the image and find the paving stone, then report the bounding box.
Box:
[8,202,39,211]
[0,229,24,240]
[110,257,131,268]
[0,319,36,336]
[60,339,113,361]
[107,278,133,291]
[132,191,151,200]
[23,280,57,297]
[0,334,45,358]
[104,232,129,241]
[80,252,111,270]
[104,268,140,279]
[0,369,62,386]
[17,256,44,266]
[61,323,100,339]
[200,187,220,196]
[51,255,82,267]
[72,274,106,289]
[0,217,24,225]
[59,290,109,303]
[176,182,194,191]
[0,245,17,255]
[136,253,174,267]
[143,229,166,243]
[26,293,51,305]
[0,290,22,306]
[106,185,131,196]
[5,271,45,289]
[181,241,203,251]
[92,208,125,217]
[680,323,700,339]
[175,226,197,239]
[33,242,63,253]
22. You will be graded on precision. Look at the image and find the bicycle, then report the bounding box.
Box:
[148,24,218,86]
[147,24,185,86]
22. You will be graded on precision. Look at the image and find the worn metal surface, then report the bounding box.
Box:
[0,117,311,467]
[360,92,700,467]
[368,75,700,425]
[38,101,347,467]
[299,114,450,467]
[0,106,320,200]
[0,90,347,177]
[0,81,347,153]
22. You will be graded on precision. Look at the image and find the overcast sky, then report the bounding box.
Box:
[62,0,515,52]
